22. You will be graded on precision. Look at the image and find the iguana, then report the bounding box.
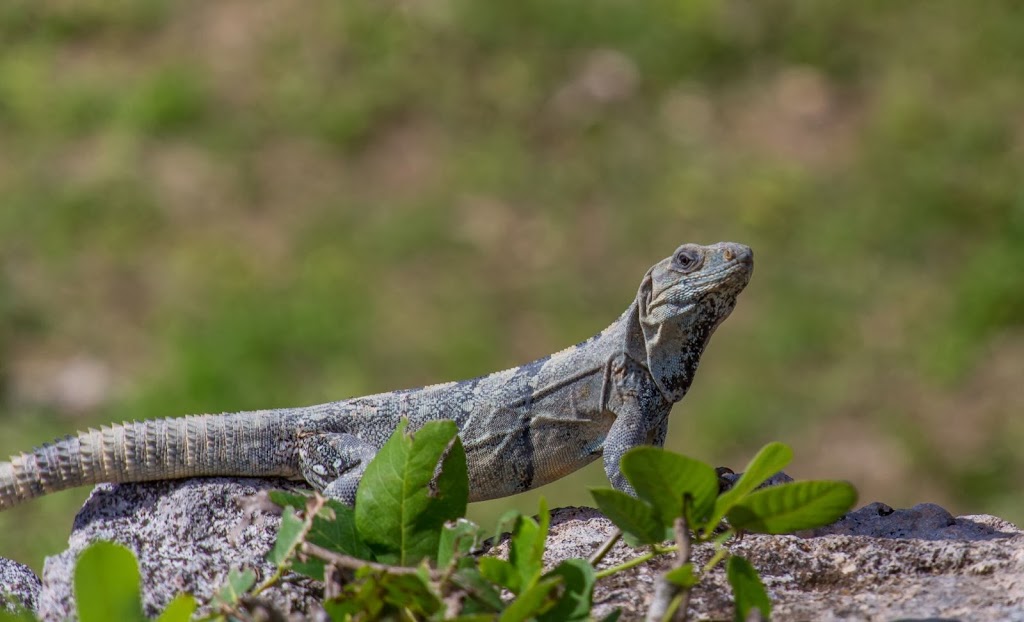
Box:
[0,242,752,510]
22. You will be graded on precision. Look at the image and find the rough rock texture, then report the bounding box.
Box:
[0,557,41,613]
[37,478,324,621]
[28,477,1024,621]
[718,468,794,491]
[533,505,1024,621]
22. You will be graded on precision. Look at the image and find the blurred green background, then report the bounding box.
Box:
[2,0,1023,570]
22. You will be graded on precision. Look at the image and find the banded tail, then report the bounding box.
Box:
[0,412,300,511]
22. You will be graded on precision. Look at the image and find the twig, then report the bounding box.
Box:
[301,542,443,580]
[323,562,341,601]
[589,528,622,566]
[646,499,694,622]
[443,592,464,619]
[668,514,692,621]
[594,544,677,579]
[254,495,325,595]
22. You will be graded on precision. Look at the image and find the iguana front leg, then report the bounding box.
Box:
[602,355,673,495]
[297,433,378,505]
[603,408,669,495]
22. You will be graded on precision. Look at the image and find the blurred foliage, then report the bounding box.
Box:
[1,0,1022,570]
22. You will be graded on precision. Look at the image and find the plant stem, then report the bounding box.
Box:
[662,593,686,622]
[323,562,341,600]
[670,514,693,620]
[589,528,622,567]
[255,495,325,595]
[252,565,286,596]
[443,592,464,619]
[594,544,677,579]
[702,544,731,575]
[648,502,693,622]
[302,542,443,580]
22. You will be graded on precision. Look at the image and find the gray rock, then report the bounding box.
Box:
[37,478,324,621]
[807,501,1019,540]
[0,557,41,613]
[35,476,1024,621]
[534,505,1024,621]
[717,468,794,492]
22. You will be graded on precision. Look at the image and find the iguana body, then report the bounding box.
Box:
[0,242,752,509]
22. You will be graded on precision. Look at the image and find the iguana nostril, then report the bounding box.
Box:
[723,248,735,261]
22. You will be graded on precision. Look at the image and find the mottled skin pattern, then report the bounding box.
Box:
[0,242,752,510]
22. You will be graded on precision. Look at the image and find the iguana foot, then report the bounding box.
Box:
[297,433,378,506]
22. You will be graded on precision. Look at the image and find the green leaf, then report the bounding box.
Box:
[538,558,595,622]
[210,568,256,609]
[478,556,521,593]
[452,568,505,613]
[323,597,362,621]
[438,518,483,570]
[619,447,718,528]
[0,604,39,622]
[509,500,549,593]
[664,563,699,588]
[377,571,442,617]
[317,499,371,557]
[492,509,523,544]
[267,489,312,511]
[726,556,771,622]
[498,576,561,622]
[598,610,622,622]
[590,487,669,546]
[74,541,146,622]
[355,419,469,566]
[727,480,857,534]
[154,594,197,622]
[293,499,374,580]
[324,570,386,620]
[707,443,793,535]
[486,503,557,613]
[267,506,306,566]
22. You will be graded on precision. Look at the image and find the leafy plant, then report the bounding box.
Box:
[6,428,854,621]
[232,419,596,621]
[0,540,197,622]
[0,590,37,622]
[240,429,853,621]
[590,442,857,621]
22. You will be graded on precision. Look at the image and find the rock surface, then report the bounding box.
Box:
[537,505,1024,621]
[17,477,1024,621]
[36,478,324,621]
[0,557,41,613]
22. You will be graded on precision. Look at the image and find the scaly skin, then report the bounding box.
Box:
[0,242,752,509]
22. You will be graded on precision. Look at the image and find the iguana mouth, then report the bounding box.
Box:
[723,243,754,266]
[734,251,754,269]
[714,249,754,288]
[679,260,753,295]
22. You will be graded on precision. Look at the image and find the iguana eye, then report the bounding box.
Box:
[674,248,702,273]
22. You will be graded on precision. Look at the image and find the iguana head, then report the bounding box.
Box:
[636,242,753,402]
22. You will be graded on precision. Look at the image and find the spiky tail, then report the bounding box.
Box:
[0,411,301,511]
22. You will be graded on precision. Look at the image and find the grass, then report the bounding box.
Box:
[1,0,1023,570]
